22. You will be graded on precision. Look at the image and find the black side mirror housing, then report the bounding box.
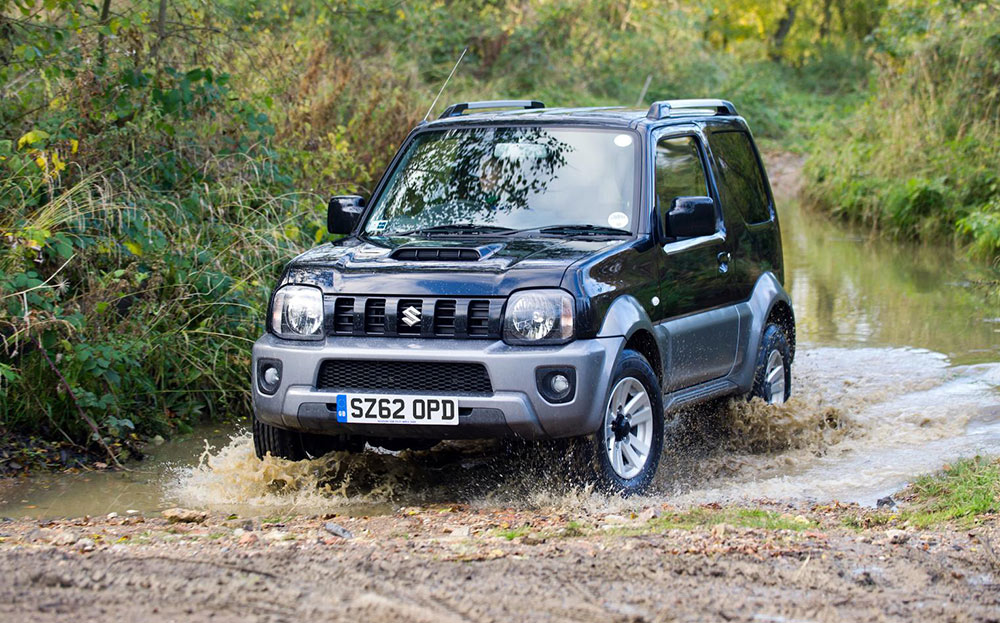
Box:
[327,195,365,235]
[666,196,717,238]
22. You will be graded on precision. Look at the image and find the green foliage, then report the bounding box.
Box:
[905,456,999,527]
[647,507,815,531]
[1,0,875,457]
[803,0,1000,262]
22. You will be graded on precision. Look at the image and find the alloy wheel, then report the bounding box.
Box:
[603,377,654,479]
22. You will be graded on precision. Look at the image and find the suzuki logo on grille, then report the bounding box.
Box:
[401,305,421,327]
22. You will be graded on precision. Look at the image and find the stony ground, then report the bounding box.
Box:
[1,503,998,622]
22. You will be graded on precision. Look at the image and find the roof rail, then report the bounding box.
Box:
[439,100,545,119]
[646,99,737,120]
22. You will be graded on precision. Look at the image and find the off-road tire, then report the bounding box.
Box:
[252,416,362,460]
[569,349,664,496]
[750,323,792,404]
[253,415,306,461]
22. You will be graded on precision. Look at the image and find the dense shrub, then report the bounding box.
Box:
[803,0,1000,261]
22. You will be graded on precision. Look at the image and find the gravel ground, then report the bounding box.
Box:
[1,504,998,622]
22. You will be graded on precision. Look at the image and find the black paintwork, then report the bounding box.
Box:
[271,106,784,344]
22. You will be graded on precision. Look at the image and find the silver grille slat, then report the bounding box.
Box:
[324,295,501,339]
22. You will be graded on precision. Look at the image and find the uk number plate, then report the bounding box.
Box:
[335,394,459,426]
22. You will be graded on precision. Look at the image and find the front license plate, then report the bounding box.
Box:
[335,394,459,426]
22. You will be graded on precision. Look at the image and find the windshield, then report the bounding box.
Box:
[364,126,638,236]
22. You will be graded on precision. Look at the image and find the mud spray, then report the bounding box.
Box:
[166,346,1000,515]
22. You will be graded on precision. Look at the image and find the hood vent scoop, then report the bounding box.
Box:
[390,244,500,262]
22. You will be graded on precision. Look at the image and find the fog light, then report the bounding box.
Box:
[536,367,576,404]
[263,366,280,386]
[549,373,570,396]
[257,359,282,395]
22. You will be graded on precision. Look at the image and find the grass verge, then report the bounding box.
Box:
[903,456,1000,528]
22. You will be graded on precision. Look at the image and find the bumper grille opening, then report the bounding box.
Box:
[317,360,493,394]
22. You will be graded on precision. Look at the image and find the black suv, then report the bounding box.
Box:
[252,99,795,494]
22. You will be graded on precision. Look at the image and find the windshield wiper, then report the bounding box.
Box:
[507,224,632,237]
[388,223,517,236]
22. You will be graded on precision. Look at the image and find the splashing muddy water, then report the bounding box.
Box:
[154,345,999,516]
[2,155,998,519]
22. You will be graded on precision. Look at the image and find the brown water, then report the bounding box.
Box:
[2,170,999,519]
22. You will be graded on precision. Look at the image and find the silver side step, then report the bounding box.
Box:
[664,378,739,412]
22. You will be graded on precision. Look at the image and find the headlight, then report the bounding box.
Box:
[270,285,324,340]
[503,289,574,345]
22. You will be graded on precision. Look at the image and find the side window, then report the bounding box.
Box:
[654,135,709,218]
[707,131,771,224]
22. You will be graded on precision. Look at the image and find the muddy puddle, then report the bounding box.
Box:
[2,161,999,519]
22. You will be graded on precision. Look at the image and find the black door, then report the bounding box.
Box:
[704,128,784,303]
[650,130,739,390]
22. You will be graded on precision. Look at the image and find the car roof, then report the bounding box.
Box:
[421,102,745,132]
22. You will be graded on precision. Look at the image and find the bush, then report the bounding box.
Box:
[803,0,1000,262]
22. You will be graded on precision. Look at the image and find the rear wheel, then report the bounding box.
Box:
[570,349,664,495]
[750,324,792,404]
[252,415,362,460]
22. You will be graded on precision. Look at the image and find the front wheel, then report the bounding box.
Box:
[750,324,792,404]
[570,349,664,496]
[252,415,362,461]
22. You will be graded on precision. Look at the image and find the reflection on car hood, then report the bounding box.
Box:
[283,235,617,297]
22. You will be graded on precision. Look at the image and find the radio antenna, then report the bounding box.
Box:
[635,74,652,107]
[424,47,468,122]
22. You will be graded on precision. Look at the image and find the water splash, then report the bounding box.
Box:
[164,346,1000,514]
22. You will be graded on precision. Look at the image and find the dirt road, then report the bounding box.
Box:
[1,504,998,622]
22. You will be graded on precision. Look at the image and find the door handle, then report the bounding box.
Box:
[717,251,731,274]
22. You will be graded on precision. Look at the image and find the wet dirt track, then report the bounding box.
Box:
[1,507,999,623]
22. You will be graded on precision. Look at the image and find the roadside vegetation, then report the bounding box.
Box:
[841,456,1000,529]
[901,456,999,527]
[0,0,996,464]
[804,0,1000,260]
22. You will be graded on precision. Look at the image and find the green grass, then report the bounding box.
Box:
[839,456,999,530]
[904,456,1000,527]
[496,526,531,541]
[649,508,815,532]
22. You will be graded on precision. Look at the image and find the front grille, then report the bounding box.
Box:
[333,298,354,335]
[324,295,501,339]
[317,360,493,394]
[365,299,386,334]
[434,300,456,336]
[468,300,491,336]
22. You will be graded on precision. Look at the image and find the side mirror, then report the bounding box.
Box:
[666,196,717,238]
[327,195,365,235]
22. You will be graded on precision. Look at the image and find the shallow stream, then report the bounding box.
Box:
[3,159,998,519]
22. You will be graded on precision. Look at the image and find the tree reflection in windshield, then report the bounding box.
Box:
[366,126,637,235]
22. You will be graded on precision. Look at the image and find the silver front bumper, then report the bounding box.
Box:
[251,334,623,440]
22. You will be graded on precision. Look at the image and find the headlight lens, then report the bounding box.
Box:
[270,285,324,339]
[503,289,574,345]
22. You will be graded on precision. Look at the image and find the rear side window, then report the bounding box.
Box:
[707,131,771,224]
[654,135,709,211]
